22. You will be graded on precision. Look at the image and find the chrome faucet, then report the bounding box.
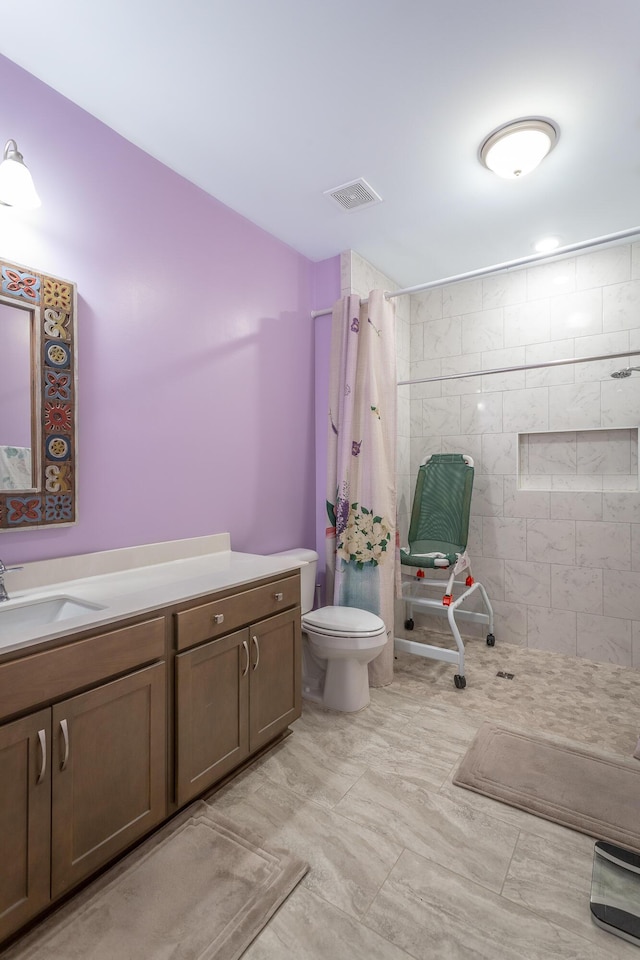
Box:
[0,558,24,602]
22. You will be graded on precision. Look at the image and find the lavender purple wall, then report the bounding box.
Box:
[0,55,340,564]
[0,302,32,448]
[312,258,341,599]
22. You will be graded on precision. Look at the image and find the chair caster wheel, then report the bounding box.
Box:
[404,618,414,630]
[454,674,466,689]
[486,633,496,646]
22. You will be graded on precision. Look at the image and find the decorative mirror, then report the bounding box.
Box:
[0,256,77,531]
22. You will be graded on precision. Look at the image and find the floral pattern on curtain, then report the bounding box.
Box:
[325,290,397,687]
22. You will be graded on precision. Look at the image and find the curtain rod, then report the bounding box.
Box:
[310,226,640,319]
[397,350,637,387]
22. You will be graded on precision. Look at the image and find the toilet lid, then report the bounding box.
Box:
[303,605,385,636]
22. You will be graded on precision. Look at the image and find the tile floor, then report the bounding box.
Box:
[211,629,640,959]
[5,629,640,959]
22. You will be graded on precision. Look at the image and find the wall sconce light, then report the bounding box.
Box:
[0,139,41,209]
[479,118,559,179]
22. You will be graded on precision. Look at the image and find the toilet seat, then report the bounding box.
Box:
[302,605,386,639]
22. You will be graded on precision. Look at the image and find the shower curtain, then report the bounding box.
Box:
[325,290,397,687]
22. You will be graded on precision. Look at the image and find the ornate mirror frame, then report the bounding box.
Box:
[0,256,77,531]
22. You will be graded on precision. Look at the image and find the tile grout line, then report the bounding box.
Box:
[498,827,521,898]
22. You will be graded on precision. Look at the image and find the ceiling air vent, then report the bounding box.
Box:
[324,178,382,212]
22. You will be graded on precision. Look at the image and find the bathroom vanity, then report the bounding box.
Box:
[0,539,302,945]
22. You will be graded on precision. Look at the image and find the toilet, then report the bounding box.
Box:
[272,548,387,712]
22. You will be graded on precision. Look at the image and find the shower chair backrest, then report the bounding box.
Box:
[407,453,475,550]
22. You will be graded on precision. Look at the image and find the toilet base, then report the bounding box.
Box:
[322,657,371,712]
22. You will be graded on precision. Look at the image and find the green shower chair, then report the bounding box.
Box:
[394,453,495,688]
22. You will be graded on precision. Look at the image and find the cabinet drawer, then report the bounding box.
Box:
[175,574,299,651]
[0,618,166,722]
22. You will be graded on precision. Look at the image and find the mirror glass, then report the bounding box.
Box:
[0,257,77,531]
[0,301,34,490]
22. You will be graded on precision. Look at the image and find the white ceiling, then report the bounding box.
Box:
[2,0,640,288]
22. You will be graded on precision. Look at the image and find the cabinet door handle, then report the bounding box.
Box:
[60,718,69,771]
[273,592,284,601]
[36,728,47,785]
[252,635,260,671]
[212,613,225,625]
[241,639,250,677]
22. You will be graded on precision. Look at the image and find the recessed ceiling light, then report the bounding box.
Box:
[479,118,559,179]
[534,236,561,253]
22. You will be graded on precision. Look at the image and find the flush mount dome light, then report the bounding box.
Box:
[479,118,559,179]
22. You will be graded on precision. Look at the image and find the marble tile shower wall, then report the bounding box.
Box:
[519,428,638,491]
[408,240,640,667]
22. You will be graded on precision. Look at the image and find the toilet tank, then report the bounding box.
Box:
[270,548,318,614]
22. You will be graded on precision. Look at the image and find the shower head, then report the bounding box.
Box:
[610,366,640,379]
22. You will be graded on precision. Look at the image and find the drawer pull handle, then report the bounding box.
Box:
[242,639,250,677]
[60,718,69,771]
[37,728,47,785]
[274,592,284,601]
[252,635,260,671]
[212,613,225,625]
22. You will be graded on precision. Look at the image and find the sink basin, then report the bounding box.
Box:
[0,595,105,632]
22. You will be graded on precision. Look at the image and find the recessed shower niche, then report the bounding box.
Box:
[518,428,639,492]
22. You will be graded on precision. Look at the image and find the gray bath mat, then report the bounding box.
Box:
[4,801,308,960]
[454,722,640,853]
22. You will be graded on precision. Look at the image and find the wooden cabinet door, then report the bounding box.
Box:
[175,629,250,807]
[249,608,301,753]
[0,709,51,942]
[51,662,166,898]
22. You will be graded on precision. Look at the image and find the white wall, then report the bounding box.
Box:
[407,238,640,666]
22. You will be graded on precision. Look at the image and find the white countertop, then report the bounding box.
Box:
[0,546,304,657]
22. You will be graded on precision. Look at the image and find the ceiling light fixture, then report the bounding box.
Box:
[479,118,559,180]
[0,139,41,209]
